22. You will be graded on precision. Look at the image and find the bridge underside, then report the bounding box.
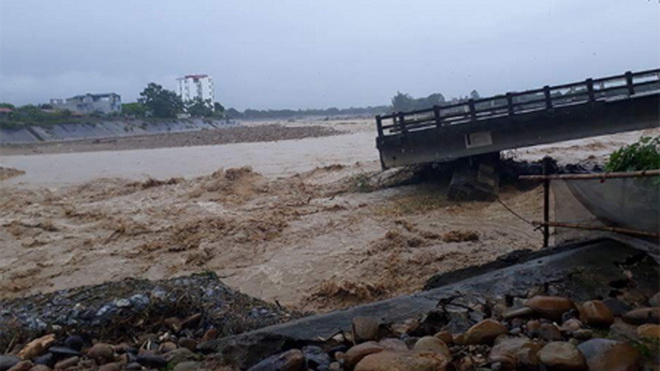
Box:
[377,93,660,169]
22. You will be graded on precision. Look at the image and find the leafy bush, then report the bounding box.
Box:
[605,136,660,172]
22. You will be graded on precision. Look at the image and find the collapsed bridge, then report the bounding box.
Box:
[376,68,660,170]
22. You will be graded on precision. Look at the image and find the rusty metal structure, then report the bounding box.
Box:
[376,69,660,169]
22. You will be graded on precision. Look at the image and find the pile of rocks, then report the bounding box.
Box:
[245,293,660,371]
[0,273,300,371]
[0,272,297,349]
[0,322,229,371]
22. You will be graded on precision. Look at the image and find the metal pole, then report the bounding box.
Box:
[542,158,550,247]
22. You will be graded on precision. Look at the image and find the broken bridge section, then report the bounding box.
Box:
[376,69,660,170]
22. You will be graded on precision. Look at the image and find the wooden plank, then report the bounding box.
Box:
[532,221,659,239]
[519,169,660,180]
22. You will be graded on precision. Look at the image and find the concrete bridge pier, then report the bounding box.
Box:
[447,152,501,201]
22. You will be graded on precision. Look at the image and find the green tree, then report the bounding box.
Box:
[122,102,147,117]
[225,108,243,119]
[391,92,446,112]
[185,97,213,117]
[391,92,416,112]
[138,83,183,118]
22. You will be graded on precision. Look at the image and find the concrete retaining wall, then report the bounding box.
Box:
[0,119,238,144]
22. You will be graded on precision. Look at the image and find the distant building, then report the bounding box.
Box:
[50,93,122,115]
[176,74,214,102]
[0,107,12,118]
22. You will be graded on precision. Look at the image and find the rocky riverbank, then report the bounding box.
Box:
[241,293,659,371]
[1,240,657,370]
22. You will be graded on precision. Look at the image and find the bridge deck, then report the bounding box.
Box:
[376,69,660,169]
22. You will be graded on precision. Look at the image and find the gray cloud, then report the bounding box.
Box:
[1,0,658,109]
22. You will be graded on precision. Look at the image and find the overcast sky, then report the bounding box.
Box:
[1,1,658,110]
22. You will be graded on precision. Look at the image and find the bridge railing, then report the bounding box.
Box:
[376,68,660,138]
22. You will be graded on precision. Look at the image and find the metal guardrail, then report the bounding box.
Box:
[376,68,660,138]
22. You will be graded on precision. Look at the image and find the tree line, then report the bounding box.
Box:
[1,82,485,128]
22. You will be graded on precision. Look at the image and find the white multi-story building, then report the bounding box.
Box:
[176,74,214,103]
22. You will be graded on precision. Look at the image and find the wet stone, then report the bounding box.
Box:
[157,342,177,354]
[98,363,121,371]
[433,331,453,345]
[649,292,660,307]
[177,338,197,352]
[637,323,660,339]
[125,362,142,371]
[538,342,586,370]
[47,347,79,357]
[572,329,593,340]
[503,307,534,320]
[163,348,200,366]
[31,354,54,368]
[86,343,115,364]
[578,338,640,371]
[580,300,614,327]
[63,336,83,352]
[602,298,632,316]
[622,307,660,325]
[538,323,562,341]
[352,316,380,342]
[561,309,580,323]
[413,336,450,358]
[6,361,32,371]
[377,338,408,352]
[609,318,640,340]
[354,351,449,371]
[559,318,583,333]
[488,337,532,368]
[344,342,384,369]
[302,345,331,369]
[525,296,575,321]
[53,356,79,370]
[0,355,20,371]
[464,319,508,345]
[137,354,167,369]
[18,334,55,360]
[247,349,304,371]
[201,328,218,342]
[172,361,201,371]
[525,320,541,337]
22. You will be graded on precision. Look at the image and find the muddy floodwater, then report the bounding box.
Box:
[1,124,658,312]
[1,131,378,186]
